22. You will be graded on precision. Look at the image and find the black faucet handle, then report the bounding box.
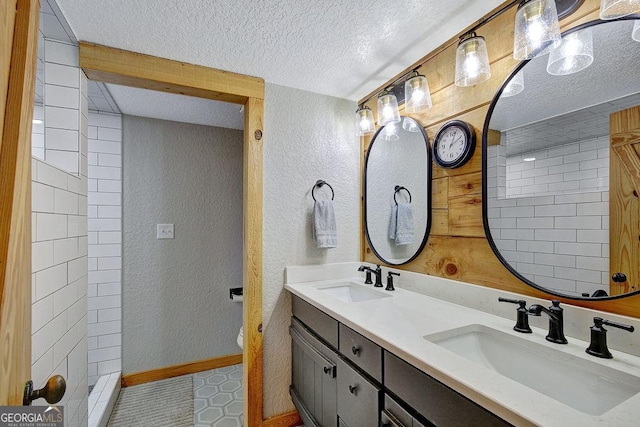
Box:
[358,265,373,284]
[498,297,532,333]
[587,317,634,359]
[373,265,383,287]
[597,317,635,333]
[386,272,400,291]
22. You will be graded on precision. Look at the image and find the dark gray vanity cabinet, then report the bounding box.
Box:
[290,317,338,427]
[336,357,381,427]
[381,394,429,427]
[384,352,511,427]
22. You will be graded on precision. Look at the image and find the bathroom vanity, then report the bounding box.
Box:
[285,263,640,427]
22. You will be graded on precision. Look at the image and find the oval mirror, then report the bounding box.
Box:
[483,18,640,300]
[365,117,431,265]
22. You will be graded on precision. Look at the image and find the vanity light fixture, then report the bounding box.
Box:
[377,90,401,126]
[455,32,491,87]
[404,71,432,113]
[547,28,594,75]
[600,0,640,19]
[380,122,400,141]
[402,117,421,132]
[513,0,562,60]
[355,105,376,136]
[501,70,525,97]
[633,19,640,41]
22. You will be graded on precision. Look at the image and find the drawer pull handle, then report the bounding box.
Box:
[351,346,360,355]
[323,366,331,374]
[348,385,357,395]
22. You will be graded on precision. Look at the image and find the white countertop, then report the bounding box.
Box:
[285,276,640,427]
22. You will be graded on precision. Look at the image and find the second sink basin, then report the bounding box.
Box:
[317,282,392,303]
[424,324,640,416]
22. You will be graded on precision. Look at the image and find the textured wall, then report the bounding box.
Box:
[87,112,123,386]
[122,116,243,374]
[263,83,360,417]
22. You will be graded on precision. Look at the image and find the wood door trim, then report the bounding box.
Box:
[79,46,265,424]
[262,411,302,427]
[0,0,38,405]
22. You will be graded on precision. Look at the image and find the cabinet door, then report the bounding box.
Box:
[337,357,380,427]
[290,319,338,426]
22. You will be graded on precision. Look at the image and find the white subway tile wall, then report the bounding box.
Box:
[87,112,122,386]
[31,37,88,424]
[487,143,609,297]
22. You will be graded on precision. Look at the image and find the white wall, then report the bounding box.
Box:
[263,83,360,417]
[31,64,88,427]
[122,116,243,374]
[87,112,122,386]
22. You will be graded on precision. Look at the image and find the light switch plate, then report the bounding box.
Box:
[157,224,174,239]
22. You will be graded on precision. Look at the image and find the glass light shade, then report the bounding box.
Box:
[377,92,401,125]
[633,20,640,42]
[380,122,400,141]
[355,106,375,136]
[600,0,640,19]
[404,74,432,113]
[402,117,421,132]
[501,70,524,97]
[513,0,562,60]
[547,28,594,75]
[455,34,491,87]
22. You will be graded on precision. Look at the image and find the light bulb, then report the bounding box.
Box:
[377,92,400,126]
[354,106,375,136]
[513,0,561,60]
[404,73,432,113]
[402,117,421,132]
[380,122,399,141]
[455,34,491,87]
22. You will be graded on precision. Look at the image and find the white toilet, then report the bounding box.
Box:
[237,326,243,349]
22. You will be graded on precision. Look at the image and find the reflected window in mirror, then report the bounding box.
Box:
[365,117,431,265]
[483,18,640,300]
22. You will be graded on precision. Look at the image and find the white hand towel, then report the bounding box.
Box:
[389,204,398,239]
[313,200,337,248]
[394,202,414,246]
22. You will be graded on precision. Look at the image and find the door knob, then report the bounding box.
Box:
[23,375,66,406]
[612,272,627,283]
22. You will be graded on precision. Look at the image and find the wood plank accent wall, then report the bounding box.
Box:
[360,0,640,318]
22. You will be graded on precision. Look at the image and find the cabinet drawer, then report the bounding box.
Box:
[381,394,412,427]
[384,352,511,427]
[293,295,339,348]
[337,357,380,427]
[339,324,382,382]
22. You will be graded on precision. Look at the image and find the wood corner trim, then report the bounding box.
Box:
[262,410,302,427]
[121,353,242,387]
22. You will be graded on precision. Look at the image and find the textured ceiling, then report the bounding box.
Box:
[106,83,244,129]
[55,0,505,102]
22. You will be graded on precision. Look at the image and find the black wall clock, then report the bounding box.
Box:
[432,120,476,169]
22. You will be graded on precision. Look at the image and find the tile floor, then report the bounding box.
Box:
[193,364,244,426]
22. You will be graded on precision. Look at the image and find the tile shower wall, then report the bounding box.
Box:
[42,39,82,174]
[31,68,88,427]
[87,112,123,386]
[487,143,609,297]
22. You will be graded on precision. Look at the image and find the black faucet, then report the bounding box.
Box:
[357,264,383,287]
[386,272,400,291]
[528,300,567,344]
[498,297,532,333]
[586,317,634,359]
[357,265,373,284]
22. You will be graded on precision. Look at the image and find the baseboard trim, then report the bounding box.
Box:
[263,410,302,427]
[121,353,243,387]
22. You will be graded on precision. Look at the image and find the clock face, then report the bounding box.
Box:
[436,126,467,163]
[433,120,476,169]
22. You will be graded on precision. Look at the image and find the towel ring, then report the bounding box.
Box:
[394,185,412,205]
[312,180,335,201]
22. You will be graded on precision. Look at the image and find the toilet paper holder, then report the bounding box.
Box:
[230,287,243,302]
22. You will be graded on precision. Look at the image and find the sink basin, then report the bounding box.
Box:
[317,283,392,303]
[424,324,640,415]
